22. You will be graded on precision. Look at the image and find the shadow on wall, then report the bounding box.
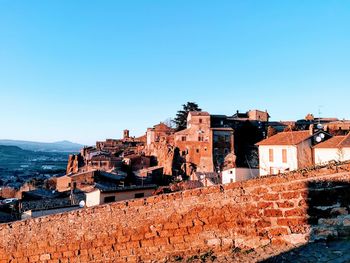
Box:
[262,180,350,262]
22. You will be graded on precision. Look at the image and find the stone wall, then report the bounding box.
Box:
[1,164,350,262]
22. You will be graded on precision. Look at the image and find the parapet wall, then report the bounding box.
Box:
[1,164,350,262]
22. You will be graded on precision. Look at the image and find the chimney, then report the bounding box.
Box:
[309,124,314,135]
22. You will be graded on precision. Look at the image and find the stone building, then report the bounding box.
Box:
[325,120,350,135]
[256,129,331,176]
[146,123,174,145]
[174,111,234,175]
[96,139,123,154]
[314,132,350,164]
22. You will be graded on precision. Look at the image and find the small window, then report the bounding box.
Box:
[282,149,287,163]
[134,193,144,198]
[181,136,186,141]
[269,149,274,162]
[230,178,234,183]
[199,118,202,123]
[196,149,200,153]
[229,171,233,174]
[104,196,116,203]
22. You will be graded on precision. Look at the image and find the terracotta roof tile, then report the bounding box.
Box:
[313,136,345,148]
[256,131,311,146]
[339,133,350,147]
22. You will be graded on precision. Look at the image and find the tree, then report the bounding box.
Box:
[163,117,175,129]
[173,102,202,131]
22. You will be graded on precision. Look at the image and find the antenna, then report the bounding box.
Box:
[317,105,324,129]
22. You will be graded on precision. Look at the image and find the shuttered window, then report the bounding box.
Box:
[282,149,287,163]
[269,149,274,162]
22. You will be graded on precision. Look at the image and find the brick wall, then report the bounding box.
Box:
[1,164,350,262]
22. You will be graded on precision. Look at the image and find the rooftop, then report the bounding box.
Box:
[189,111,210,116]
[256,131,312,146]
[314,133,350,148]
[94,183,157,193]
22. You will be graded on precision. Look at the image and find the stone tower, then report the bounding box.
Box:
[123,129,130,139]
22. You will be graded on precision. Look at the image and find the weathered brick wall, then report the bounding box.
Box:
[1,164,350,262]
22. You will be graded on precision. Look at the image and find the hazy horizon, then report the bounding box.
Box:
[1,1,350,145]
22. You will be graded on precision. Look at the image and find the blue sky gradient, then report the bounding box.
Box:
[1,1,349,144]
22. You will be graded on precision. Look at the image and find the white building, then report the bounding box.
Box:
[256,130,329,176]
[314,133,350,165]
[85,184,156,207]
[221,168,259,184]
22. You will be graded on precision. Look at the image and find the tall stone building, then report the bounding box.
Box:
[174,111,234,175]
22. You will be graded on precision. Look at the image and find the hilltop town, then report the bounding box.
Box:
[1,103,350,223]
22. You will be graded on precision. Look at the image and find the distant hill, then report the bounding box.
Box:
[0,145,32,158]
[0,140,83,152]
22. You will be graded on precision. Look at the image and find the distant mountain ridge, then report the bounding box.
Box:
[0,139,83,152]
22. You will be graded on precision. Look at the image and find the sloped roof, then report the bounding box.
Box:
[256,131,312,146]
[340,133,350,147]
[314,133,350,148]
[153,122,173,131]
[174,128,189,135]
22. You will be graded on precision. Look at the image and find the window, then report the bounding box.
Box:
[181,136,186,141]
[282,149,287,163]
[134,193,144,198]
[199,118,202,123]
[225,135,230,142]
[269,149,274,162]
[230,178,234,183]
[104,196,116,203]
[196,149,200,153]
[198,136,204,141]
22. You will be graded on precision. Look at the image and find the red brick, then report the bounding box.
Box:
[264,209,283,217]
[141,239,154,248]
[163,222,178,230]
[173,227,188,236]
[276,201,295,208]
[251,187,269,195]
[118,235,131,243]
[263,193,280,201]
[268,227,290,237]
[188,225,203,234]
[62,251,74,258]
[169,236,184,244]
[153,237,169,246]
[255,220,271,228]
[284,208,305,217]
[159,230,174,237]
[126,241,141,250]
[288,182,307,190]
[277,218,307,227]
[258,202,274,209]
[270,185,286,192]
[281,191,300,199]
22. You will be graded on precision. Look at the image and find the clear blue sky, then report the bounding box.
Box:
[1,1,349,145]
